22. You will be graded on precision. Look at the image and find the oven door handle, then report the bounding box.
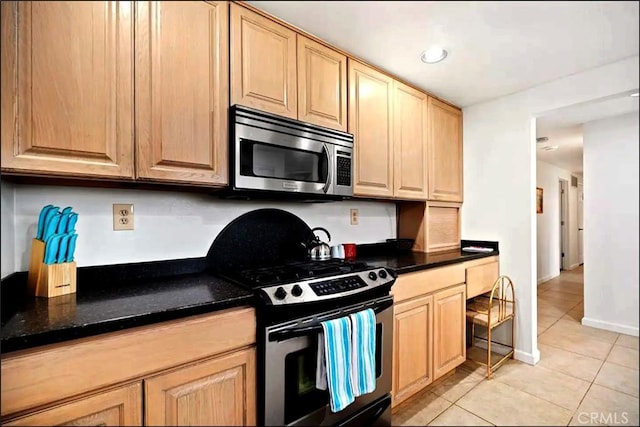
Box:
[322,143,333,194]
[268,298,393,342]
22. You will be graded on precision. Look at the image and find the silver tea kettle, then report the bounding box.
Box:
[302,227,331,261]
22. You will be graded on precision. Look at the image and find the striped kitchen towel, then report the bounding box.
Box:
[316,316,355,412]
[349,308,377,396]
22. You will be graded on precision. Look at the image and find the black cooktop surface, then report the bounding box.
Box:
[228,259,371,289]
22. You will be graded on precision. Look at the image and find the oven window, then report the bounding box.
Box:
[283,324,384,424]
[240,140,328,183]
[284,341,328,424]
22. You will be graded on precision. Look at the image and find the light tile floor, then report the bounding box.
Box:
[393,266,639,426]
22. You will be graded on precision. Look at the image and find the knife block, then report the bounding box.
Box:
[27,238,77,298]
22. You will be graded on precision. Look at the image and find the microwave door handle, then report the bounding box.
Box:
[322,143,332,194]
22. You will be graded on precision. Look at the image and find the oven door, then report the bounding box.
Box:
[263,296,393,426]
[234,123,334,195]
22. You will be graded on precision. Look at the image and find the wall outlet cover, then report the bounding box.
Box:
[113,204,134,231]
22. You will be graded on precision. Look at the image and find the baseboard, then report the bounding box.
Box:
[537,273,559,284]
[568,263,581,270]
[582,317,639,337]
[514,348,540,365]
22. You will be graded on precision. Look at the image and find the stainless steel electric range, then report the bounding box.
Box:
[207,209,396,426]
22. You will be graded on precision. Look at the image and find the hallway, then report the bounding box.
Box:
[393,267,638,425]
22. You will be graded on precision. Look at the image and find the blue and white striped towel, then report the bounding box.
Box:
[316,316,355,412]
[349,308,377,396]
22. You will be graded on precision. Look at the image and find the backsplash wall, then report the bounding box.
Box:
[5,182,396,273]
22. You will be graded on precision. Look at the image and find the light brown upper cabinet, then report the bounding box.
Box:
[297,35,347,131]
[428,97,463,202]
[0,1,134,178]
[393,82,428,200]
[349,60,394,198]
[230,3,297,119]
[135,1,228,185]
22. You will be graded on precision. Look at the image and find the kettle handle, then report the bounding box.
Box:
[310,227,331,243]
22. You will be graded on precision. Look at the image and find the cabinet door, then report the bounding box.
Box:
[145,348,256,426]
[4,383,141,426]
[392,295,433,407]
[135,1,228,185]
[297,35,347,131]
[0,1,134,178]
[230,3,297,118]
[348,60,394,198]
[393,81,428,200]
[433,284,466,379]
[428,97,463,202]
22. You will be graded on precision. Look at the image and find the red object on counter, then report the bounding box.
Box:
[343,243,356,259]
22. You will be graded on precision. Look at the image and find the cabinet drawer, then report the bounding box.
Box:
[466,260,499,299]
[392,264,465,304]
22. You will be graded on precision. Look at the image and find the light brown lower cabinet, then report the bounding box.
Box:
[3,383,142,426]
[433,284,467,379]
[391,266,468,408]
[145,348,256,426]
[1,308,256,426]
[392,295,433,407]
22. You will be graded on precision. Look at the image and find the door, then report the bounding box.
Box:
[145,348,256,426]
[393,81,428,200]
[348,60,394,198]
[559,179,568,270]
[427,97,463,202]
[135,1,228,185]
[1,1,134,179]
[392,294,433,407]
[433,284,466,379]
[3,383,141,426]
[578,183,584,265]
[230,3,297,118]
[263,297,393,426]
[297,35,347,131]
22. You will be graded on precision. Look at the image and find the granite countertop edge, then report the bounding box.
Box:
[1,241,498,353]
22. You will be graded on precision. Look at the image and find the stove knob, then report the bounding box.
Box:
[368,271,378,281]
[379,269,388,279]
[291,284,303,297]
[274,287,287,300]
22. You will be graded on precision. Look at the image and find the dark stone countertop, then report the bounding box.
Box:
[0,258,254,354]
[356,240,499,275]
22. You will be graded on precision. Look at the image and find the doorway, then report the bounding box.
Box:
[559,179,569,271]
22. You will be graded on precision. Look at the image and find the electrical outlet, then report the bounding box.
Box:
[350,208,359,225]
[113,204,134,231]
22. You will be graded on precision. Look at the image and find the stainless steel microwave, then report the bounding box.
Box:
[230,105,354,200]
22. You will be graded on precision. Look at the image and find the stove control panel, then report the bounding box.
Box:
[260,267,395,305]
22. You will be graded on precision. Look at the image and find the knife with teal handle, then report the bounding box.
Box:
[42,212,62,242]
[36,205,54,240]
[57,212,71,234]
[44,234,63,264]
[66,213,78,232]
[56,233,72,264]
[38,206,59,241]
[66,233,78,262]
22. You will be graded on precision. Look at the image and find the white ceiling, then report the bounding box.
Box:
[248,1,639,107]
[536,93,639,173]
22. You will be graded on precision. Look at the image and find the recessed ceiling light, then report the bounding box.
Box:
[631,92,639,97]
[541,145,559,151]
[420,47,448,64]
